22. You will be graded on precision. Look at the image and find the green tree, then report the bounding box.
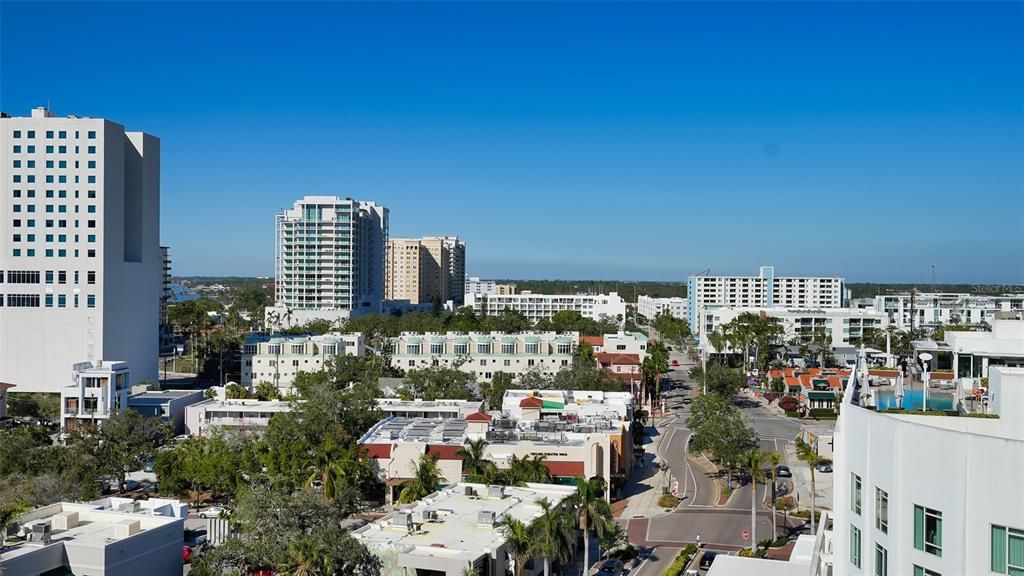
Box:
[399,454,442,504]
[483,371,514,410]
[764,451,781,538]
[795,438,822,534]
[457,438,490,480]
[447,306,482,332]
[225,382,249,399]
[254,381,279,401]
[573,477,612,575]
[743,449,768,548]
[532,497,578,576]
[432,293,443,317]
[401,365,475,401]
[574,342,596,368]
[500,515,534,576]
[66,409,170,493]
[500,454,551,486]
[686,394,758,485]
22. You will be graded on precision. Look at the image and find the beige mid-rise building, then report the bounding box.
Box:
[385,235,466,306]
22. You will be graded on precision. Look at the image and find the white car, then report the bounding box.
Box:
[199,506,230,519]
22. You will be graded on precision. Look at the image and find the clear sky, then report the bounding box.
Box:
[2,1,1022,283]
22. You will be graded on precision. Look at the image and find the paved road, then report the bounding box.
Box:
[631,546,681,576]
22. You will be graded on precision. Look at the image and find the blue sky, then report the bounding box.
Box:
[3,1,1022,283]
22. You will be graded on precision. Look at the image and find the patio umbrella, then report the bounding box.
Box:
[895,367,905,410]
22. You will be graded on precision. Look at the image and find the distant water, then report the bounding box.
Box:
[169,283,199,302]
[876,389,954,411]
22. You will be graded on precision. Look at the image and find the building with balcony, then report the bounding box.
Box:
[59,360,131,431]
[183,398,291,436]
[268,196,388,329]
[127,388,205,434]
[872,291,1024,330]
[910,311,1024,383]
[464,291,626,325]
[388,331,578,382]
[697,307,888,357]
[0,501,184,576]
[465,276,517,297]
[361,390,633,505]
[688,266,845,337]
[377,398,485,420]
[0,107,162,393]
[386,236,466,307]
[636,294,688,321]
[352,482,577,576]
[240,331,365,395]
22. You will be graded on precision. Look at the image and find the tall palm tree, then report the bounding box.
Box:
[399,453,442,504]
[532,498,577,576]
[744,449,766,550]
[458,438,489,480]
[764,452,781,538]
[500,515,533,576]
[573,477,613,575]
[795,438,821,534]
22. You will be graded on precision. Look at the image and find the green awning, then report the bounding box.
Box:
[524,336,541,343]
[452,336,470,344]
[555,336,574,344]
[501,336,518,344]
[808,391,835,401]
[542,400,565,410]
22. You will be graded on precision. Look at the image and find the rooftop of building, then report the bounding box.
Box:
[352,482,576,564]
[391,331,579,340]
[706,554,811,576]
[596,352,642,366]
[360,411,626,447]
[129,389,204,401]
[500,389,633,406]
[377,398,484,409]
[244,331,362,345]
[0,502,181,563]
[189,398,292,412]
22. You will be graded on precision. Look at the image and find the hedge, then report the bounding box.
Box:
[664,544,699,576]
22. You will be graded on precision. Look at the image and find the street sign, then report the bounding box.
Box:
[742,530,750,540]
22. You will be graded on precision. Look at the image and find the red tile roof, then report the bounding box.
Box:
[581,336,604,347]
[465,411,492,422]
[426,445,464,460]
[519,396,544,408]
[596,352,641,366]
[362,444,391,459]
[544,460,585,477]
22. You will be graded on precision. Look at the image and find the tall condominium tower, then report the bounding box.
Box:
[385,235,466,307]
[274,196,388,317]
[0,107,161,393]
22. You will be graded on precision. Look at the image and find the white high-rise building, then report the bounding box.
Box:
[268,196,388,328]
[688,266,845,337]
[0,107,161,393]
[872,292,1024,330]
[636,294,688,321]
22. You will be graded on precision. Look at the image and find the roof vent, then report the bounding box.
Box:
[477,510,496,527]
[29,522,51,544]
[464,486,476,497]
[53,511,79,530]
[114,519,140,538]
[393,511,413,527]
[487,485,505,499]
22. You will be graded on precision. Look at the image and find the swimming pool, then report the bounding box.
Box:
[875,388,954,411]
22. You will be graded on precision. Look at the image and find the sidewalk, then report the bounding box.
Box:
[783,442,833,516]
[618,426,671,519]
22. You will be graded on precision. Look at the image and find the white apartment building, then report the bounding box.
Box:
[240,331,365,394]
[0,502,184,576]
[582,331,649,358]
[0,107,162,393]
[500,389,633,422]
[269,196,388,328]
[873,292,1024,330]
[688,266,845,337]
[464,276,517,297]
[830,365,1024,576]
[388,331,577,382]
[184,398,292,436]
[464,291,626,325]
[697,307,888,356]
[911,311,1024,381]
[636,294,688,321]
[385,235,466,306]
[377,398,485,419]
[59,360,130,431]
[353,483,578,576]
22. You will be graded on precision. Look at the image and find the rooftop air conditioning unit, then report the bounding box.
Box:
[487,485,505,499]
[464,486,476,497]
[29,522,51,545]
[423,510,438,522]
[394,511,413,527]
[477,510,496,527]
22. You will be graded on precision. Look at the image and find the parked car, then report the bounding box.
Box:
[199,506,230,519]
[815,462,833,473]
[122,479,140,492]
[672,359,680,366]
[595,558,624,576]
[776,465,792,478]
[682,397,693,404]
[699,551,719,571]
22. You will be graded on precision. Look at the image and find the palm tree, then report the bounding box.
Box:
[503,454,551,486]
[764,452,781,538]
[532,498,577,576]
[458,438,489,480]
[795,438,822,534]
[500,515,533,576]
[399,453,442,504]
[744,449,766,550]
[573,477,613,575]
[462,567,480,576]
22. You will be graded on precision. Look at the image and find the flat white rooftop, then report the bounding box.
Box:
[707,554,811,576]
[353,482,576,565]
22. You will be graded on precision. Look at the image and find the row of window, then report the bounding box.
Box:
[11,174,96,184]
[12,204,97,213]
[11,144,97,154]
[402,343,571,355]
[12,234,97,243]
[11,130,97,139]
[11,248,97,258]
[43,293,96,308]
[406,358,568,368]
[12,159,96,168]
[13,189,98,199]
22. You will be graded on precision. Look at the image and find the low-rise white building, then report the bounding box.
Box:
[943,311,1024,379]
[388,331,578,382]
[873,292,1024,330]
[636,294,688,321]
[184,398,291,436]
[59,360,131,431]
[697,307,888,356]
[464,291,626,325]
[377,398,485,420]
[500,389,633,422]
[580,331,649,358]
[127,389,205,434]
[0,502,184,576]
[241,332,365,395]
[464,276,517,296]
[353,482,577,576]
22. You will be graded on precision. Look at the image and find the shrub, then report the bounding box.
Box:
[664,544,699,576]
[779,396,800,412]
[658,494,680,509]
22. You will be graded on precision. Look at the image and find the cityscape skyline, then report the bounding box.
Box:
[2,1,1022,283]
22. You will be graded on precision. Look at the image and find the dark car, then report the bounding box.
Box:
[595,558,624,576]
[699,551,719,570]
[776,465,793,478]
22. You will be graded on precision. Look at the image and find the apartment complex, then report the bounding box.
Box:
[830,366,1024,576]
[388,331,577,381]
[636,294,688,321]
[0,502,184,576]
[0,107,162,393]
[269,196,388,328]
[385,235,466,306]
[465,276,517,296]
[377,398,485,419]
[697,307,887,356]
[240,331,365,394]
[160,245,172,351]
[687,266,845,336]
[872,292,1024,330]
[465,291,626,324]
[127,388,205,434]
[184,398,292,436]
[360,390,633,505]
[59,360,131,431]
[353,483,577,576]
